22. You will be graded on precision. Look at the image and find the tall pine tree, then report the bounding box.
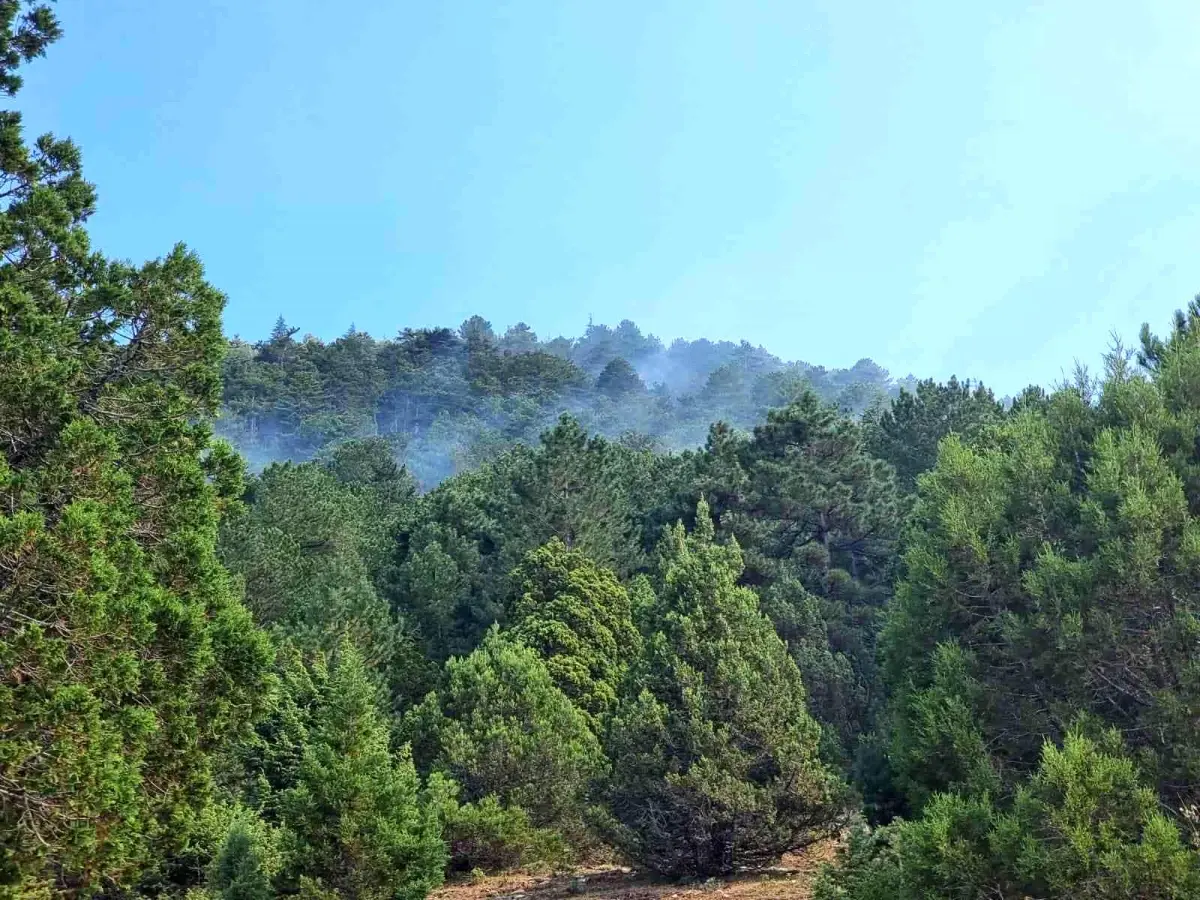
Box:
[0,5,273,894]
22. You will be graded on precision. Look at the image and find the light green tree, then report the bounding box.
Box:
[277,642,445,900]
[0,4,273,894]
[406,629,605,846]
[509,538,640,724]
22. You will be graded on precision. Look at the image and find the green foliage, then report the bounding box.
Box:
[864,376,1003,491]
[881,337,1200,821]
[0,7,274,893]
[604,503,846,876]
[390,416,670,661]
[219,449,429,707]
[656,393,904,764]
[276,641,446,900]
[209,817,277,900]
[595,357,645,399]
[436,793,568,875]
[886,642,997,811]
[219,317,907,485]
[406,629,605,845]
[9,11,1200,896]
[816,731,1200,900]
[509,538,641,724]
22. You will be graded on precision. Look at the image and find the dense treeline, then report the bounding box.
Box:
[3,7,1199,900]
[219,313,911,485]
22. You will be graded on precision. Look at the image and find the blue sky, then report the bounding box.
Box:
[20,0,1200,394]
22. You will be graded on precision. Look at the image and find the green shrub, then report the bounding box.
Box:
[816,731,1200,900]
[441,794,568,874]
[406,628,606,849]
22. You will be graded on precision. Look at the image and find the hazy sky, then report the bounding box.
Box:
[21,1,1200,394]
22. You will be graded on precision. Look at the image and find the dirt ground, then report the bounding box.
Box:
[430,839,839,900]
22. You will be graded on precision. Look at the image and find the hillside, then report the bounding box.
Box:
[5,6,1200,900]
[218,316,912,484]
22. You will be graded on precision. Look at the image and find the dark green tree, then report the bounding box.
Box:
[208,817,277,900]
[655,394,903,761]
[219,460,419,695]
[604,503,845,876]
[864,375,1003,491]
[595,357,645,399]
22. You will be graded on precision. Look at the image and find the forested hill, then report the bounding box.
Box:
[9,5,1200,899]
[218,315,915,483]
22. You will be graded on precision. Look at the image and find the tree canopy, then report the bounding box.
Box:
[4,5,1200,897]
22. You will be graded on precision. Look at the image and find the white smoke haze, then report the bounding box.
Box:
[217,316,919,488]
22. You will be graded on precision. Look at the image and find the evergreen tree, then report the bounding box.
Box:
[0,6,273,893]
[406,628,605,841]
[209,818,277,900]
[277,642,445,900]
[595,357,645,399]
[881,324,1200,824]
[863,376,1003,491]
[657,394,903,761]
[604,502,845,876]
[815,731,1200,900]
[219,461,418,694]
[508,539,641,724]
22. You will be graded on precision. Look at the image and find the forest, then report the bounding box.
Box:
[3,5,1200,899]
[218,313,910,485]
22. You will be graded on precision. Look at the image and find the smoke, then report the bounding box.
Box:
[217,318,913,489]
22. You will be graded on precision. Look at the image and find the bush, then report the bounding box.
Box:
[816,730,1200,899]
[441,794,568,874]
[407,628,607,846]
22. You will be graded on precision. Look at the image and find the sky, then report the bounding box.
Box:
[19,0,1200,395]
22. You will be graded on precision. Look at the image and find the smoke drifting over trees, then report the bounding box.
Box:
[219,315,915,485]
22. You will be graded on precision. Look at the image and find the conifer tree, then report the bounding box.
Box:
[604,502,845,876]
[0,5,273,893]
[815,731,1200,899]
[406,628,605,841]
[881,319,1200,823]
[509,539,640,724]
[863,376,1003,491]
[209,819,276,900]
[219,460,415,684]
[658,394,903,760]
[277,642,445,900]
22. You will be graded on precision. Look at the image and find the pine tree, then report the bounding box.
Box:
[509,539,641,724]
[604,502,845,876]
[595,357,645,399]
[863,376,1003,491]
[0,6,273,893]
[278,642,445,900]
[658,393,903,761]
[219,460,415,686]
